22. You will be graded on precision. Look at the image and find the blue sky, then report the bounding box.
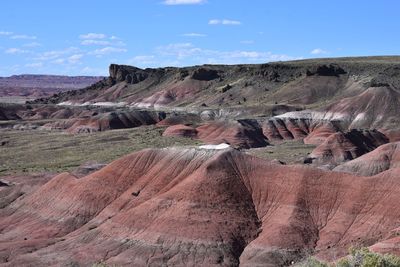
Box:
[1,0,399,76]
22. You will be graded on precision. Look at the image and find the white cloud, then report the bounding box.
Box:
[10,34,37,40]
[310,48,328,55]
[208,19,220,25]
[163,0,206,5]
[81,39,111,46]
[157,43,202,59]
[25,62,43,68]
[34,47,80,61]
[68,54,84,64]
[152,42,300,66]
[81,38,125,46]
[182,33,207,37]
[0,31,13,36]
[23,42,41,47]
[209,19,241,25]
[88,47,127,56]
[52,58,65,64]
[5,48,29,54]
[79,33,106,39]
[129,55,156,66]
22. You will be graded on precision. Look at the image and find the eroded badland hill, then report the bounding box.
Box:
[1,56,400,266]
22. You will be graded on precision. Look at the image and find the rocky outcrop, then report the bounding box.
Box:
[306,64,347,76]
[190,67,220,81]
[109,64,149,84]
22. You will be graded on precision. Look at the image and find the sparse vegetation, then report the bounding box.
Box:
[0,126,201,177]
[296,248,400,267]
[248,140,316,164]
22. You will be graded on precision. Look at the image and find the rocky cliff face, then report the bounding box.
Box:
[109,64,149,84]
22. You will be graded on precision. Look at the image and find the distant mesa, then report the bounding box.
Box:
[0,74,104,100]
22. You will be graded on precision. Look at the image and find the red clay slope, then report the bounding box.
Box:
[1,148,400,266]
[333,141,400,176]
[163,120,269,148]
[306,129,388,167]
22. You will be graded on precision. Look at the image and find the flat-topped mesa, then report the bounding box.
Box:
[108,64,149,84]
[26,56,400,110]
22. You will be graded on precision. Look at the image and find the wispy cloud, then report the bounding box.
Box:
[52,58,65,64]
[157,43,202,59]
[79,33,106,39]
[0,31,13,36]
[68,54,84,64]
[80,38,125,46]
[310,48,328,55]
[34,47,80,61]
[136,42,300,67]
[25,62,43,68]
[181,33,207,37]
[163,0,206,5]
[81,39,111,46]
[23,42,41,47]
[129,55,156,65]
[5,48,30,54]
[88,47,127,56]
[209,19,241,25]
[10,34,37,40]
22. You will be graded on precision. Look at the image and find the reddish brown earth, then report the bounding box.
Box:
[0,104,166,133]
[63,110,166,133]
[156,113,201,127]
[3,57,400,266]
[0,75,103,99]
[162,124,198,138]
[163,120,268,148]
[1,147,400,266]
[333,142,400,176]
[306,129,388,168]
[0,173,54,209]
[260,117,341,145]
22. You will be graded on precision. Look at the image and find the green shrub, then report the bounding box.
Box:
[344,247,400,267]
[297,248,400,267]
[297,257,329,267]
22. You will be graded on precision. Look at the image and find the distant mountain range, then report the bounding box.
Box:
[0,74,104,99]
